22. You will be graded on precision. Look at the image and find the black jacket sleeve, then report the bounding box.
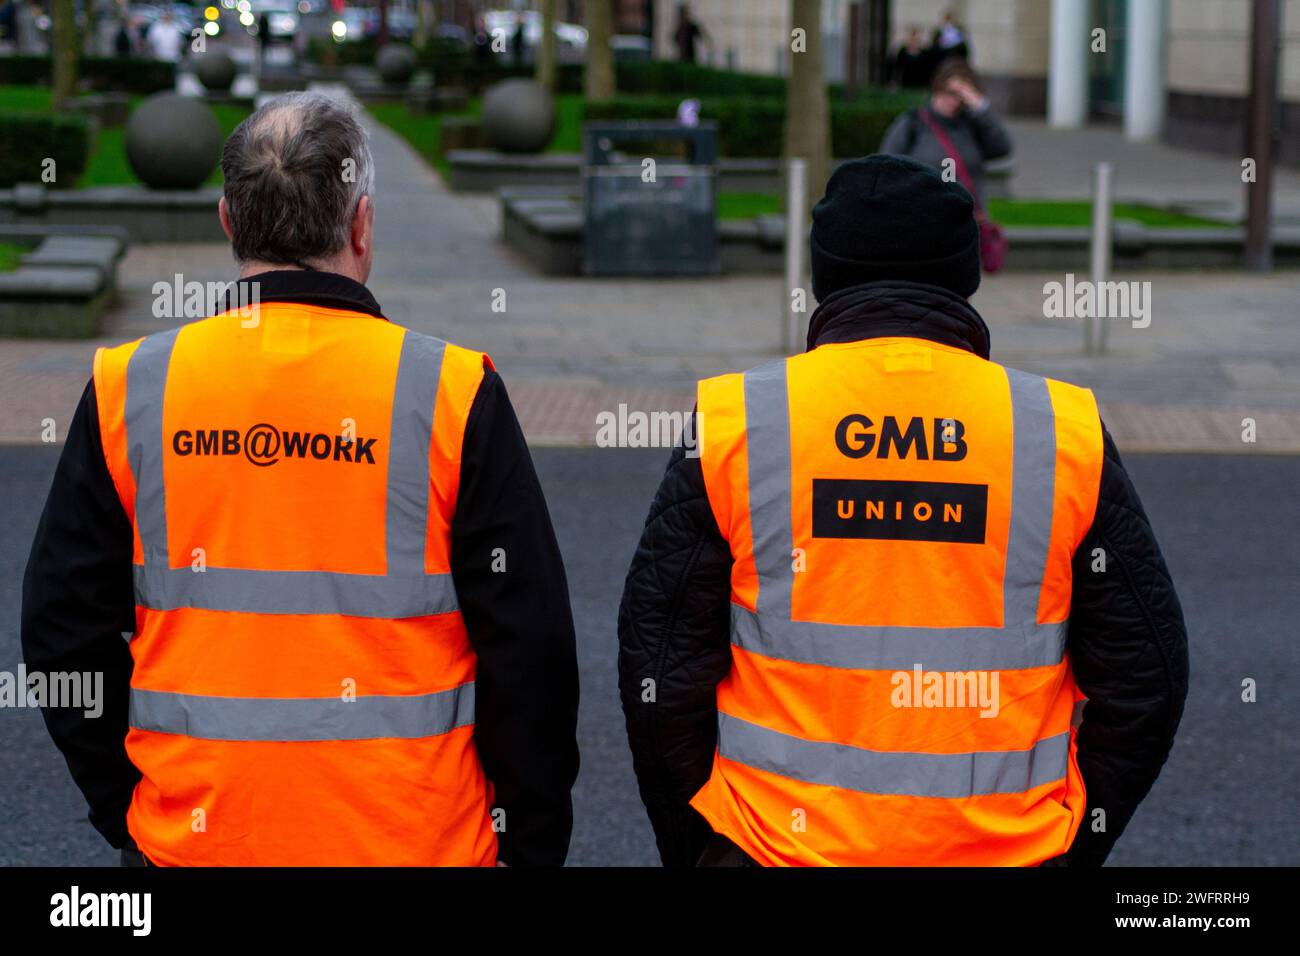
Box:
[452,368,580,867]
[617,430,734,868]
[1063,424,1189,865]
[967,102,1014,162]
[21,379,140,850]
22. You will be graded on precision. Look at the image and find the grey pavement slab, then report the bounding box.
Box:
[1004,117,1300,211]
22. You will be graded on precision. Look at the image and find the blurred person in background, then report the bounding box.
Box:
[512,16,525,65]
[0,0,16,50]
[15,0,46,53]
[113,13,133,57]
[880,59,1011,208]
[932,8,969,65]
[890,26,932,89]
[674,2,707,65]
[145,7,183,62]
[473,13,491,63]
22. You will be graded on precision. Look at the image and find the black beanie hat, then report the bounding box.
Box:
[810,154,981,302]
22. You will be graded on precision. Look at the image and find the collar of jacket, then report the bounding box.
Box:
[221,269,386,319]
[805,280,992,359]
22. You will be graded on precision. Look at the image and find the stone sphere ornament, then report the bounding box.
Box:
[481,79,556,154]
[376,44,417,85]
[194,51,237,92]
[125,94,222,190]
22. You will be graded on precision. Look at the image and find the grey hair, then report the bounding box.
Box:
[220,91,375,265]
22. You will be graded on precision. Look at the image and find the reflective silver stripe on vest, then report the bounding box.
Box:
[386,334,444,578]
[1004,368,1056,627]
[129,682,474,742]
[732,604,1068,672]
[744,360,795,620]
[132,565,458,618]
[718,713,1070,798]
[126,327,181,571]
[124,327,460,619]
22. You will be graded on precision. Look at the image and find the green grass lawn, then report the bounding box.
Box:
[0,85,250,187]
[81,102,250,188]
[719,195,1224,226]
[985,198,1221,228]
[0,242,25,273]
[550,93,585,153]
[0,84,55,112]
[718,191,782,220]
[721,195,1223,226]
[367,101,462,178]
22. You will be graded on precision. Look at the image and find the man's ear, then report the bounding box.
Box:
[351,195,371,257]
[218,195,234,243]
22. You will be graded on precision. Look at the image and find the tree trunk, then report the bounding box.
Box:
[51,0,79,106]
[414,0,436,51]
[584,0,615,100]
[377,0,390,47]
[783,0,830,213]
[536,0,557,92]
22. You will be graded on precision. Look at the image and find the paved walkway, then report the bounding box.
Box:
[4,109,1300,452]
[1005,117,1300,219]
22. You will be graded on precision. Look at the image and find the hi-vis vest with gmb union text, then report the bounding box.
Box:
[93,301,497,866]
[690,336,1103,866]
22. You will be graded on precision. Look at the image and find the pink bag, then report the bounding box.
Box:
[917,108,1008,273]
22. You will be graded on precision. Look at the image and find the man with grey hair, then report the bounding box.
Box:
[23,91,580,867]
[219,91,378,275]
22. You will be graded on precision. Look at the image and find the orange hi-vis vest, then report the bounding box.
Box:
[92,301,498,866]
[690,336,1103,866]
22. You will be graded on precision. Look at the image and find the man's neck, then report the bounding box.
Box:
[237,260,365,283]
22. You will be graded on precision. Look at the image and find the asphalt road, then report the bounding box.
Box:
[1,446,1296,866]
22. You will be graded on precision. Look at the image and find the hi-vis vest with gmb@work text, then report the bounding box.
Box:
[93,302,497,866]
[690,336,1103,866]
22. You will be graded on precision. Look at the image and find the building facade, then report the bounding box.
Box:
[647,0,1300,165]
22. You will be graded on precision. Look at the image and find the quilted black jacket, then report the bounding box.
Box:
[617,280,1190,867]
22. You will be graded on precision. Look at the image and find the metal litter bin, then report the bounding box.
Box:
[582,121,720,276]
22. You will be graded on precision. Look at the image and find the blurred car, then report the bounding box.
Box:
[250,0,299,39]
[264,8,300,39]
[436,23,469,48]
[366,7,415,39]
[611,34,652,62]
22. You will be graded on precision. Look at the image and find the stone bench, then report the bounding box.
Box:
[0,184,224,244]
[0,230,128,338]
[21,235,125,291]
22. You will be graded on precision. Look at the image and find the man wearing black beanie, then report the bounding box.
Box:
[811,154,982,303]
[618,154,1188,869]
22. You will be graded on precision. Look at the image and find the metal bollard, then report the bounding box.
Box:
[784,158,808,354]
[1088,161,1114,355]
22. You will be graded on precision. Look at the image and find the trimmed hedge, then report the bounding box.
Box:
[0,111,91,188]
[306,37,382,67]
[0,55,176,94]
[584,91,924,159]
[428,59,585,95]
[614,61,789,97]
